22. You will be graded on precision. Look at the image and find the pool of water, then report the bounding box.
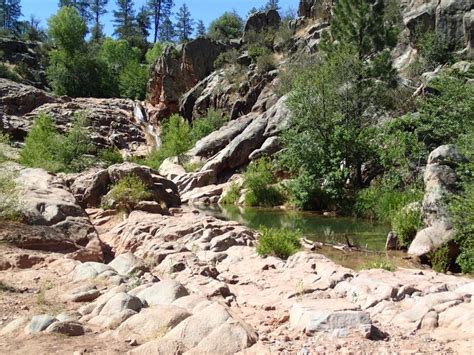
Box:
[196,205,416,269]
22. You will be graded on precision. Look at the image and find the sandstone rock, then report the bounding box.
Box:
[109,253,146,276]
[45,321,85,336]
[99,293,143,316]
[136,280,189,306]
[248,136,282,161]
[72,262,117,281]
[66,285,100,302]
[131,339,185,355]
[290,300,372,337]
[25,315,57,334]
[180,183,227,204]
[0,317,29,336]
[158,158,186,180]
[114,305,191,343]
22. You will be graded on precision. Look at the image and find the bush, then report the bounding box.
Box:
[145,42,166,64]
[256,227,301,259]
[214,48,240,69]
[0,133,10,163]
[118,62,148,100]
[417,31,453,71]
[243,157,285,207]
[285,172,329,210]
[430,244,451,273]
[360,259,395,271]
[20,112,94,173]
[220,183,240,205]
[102,174,151,213]
[248,44,271,63]
[190,109,227,142]
[0,63,21,82]
[98,147,124,165]
[208,11,243,41]
[392,202,422,247]
[0,172,21,222]
[256,54,276,74]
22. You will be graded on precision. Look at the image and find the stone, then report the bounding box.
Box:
[385,231,399,250]
[25,315,57,334]
[136,280,189,306]
[45,321,85,336]
[249,136,282,161]
[99,293,143,316]
[290,300,372,337]
[131,339,185,355]
[114,305,191,343]
[66,285,100,302]
[109,253,146,276]
[158,158,186,180]
[0,317,29,336]
[72,262,117,281]
[243,10,281,41]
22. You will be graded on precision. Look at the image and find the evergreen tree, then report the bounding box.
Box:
[159,16,175,42]
[88,0,108,42]
[208,11,242,41]
[113,0,136,41]
[1,0,22,32]
[263,0,280,12]
[247,7,258,17]
[58,0,91,22]
[148,0,174,43]
[196,19,206,37]
[175,3,193,42]
[136,5,151,40]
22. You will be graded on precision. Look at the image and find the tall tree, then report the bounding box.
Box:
[196,19,206,37]
[113,0,136,41]
[175,3,193,42]
[263,0,280,12]
[159,16,175,42]
[136,5,151,40]
[208,11,242,41]
[1,0,22,31]
[88,0,108,42]
[58,0,91,22]
[148,0,173,43]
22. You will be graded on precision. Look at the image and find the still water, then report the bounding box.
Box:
[197,205,414,269]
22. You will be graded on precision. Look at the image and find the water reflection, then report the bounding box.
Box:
[197,205,391,251]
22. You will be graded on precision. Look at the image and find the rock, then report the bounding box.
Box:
[290,299,372,337]
[109,253,146,276]
[99,293,143,316]
[248,136,282,161]
[114,305,191,343]
[25,315,57,334]
[131,339,185,355]
[385,231,399,250]
[69,169,111,208]
[136,280,189,306]
[158,158,186,180]
[243,10,281,41]
[180,183,227,204]
[409,145,465,258]
[148,38,229,120]
[0,317,29,336]
[135,201,168,214]
[45,321,85,336]
[72,262,117,281]
[66,285,101,302]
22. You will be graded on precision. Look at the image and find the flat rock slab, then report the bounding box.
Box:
[290,299,372,337]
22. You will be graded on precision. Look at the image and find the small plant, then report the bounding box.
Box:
[0,63,21,82]
[214,48,240,69]
[361,258,395,272]
[392,202,422,247]
[190,109,227,142]
[183,161,203,173]
[98,147,124,165]
[0,172,22,222]
[220,183,240,205]
[102,174,151,214]
[256,54,277,74]
[256,227,301,259]
[430,244,451,273]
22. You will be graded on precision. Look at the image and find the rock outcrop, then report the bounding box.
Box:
[243,10,281,41]
[408,145,465,257]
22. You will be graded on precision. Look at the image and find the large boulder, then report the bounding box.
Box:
[148,38,230,121]
[70,162,181,208]
[243,10,281,41]
[408,145,465,257]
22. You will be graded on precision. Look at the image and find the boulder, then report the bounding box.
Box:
[72,262,117,281]
[243,10,281,41]
[249,136,282,161]
[136,280,189,306]
[45,321,85,336]
[25,315,57,334]
[99,293,143,316]
[109,253,146,276]
[65,285,101,302]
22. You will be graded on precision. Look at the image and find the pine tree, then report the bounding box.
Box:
[263,0,280,12]
[58,0,91,22]
[196,19,206,37]
[159,16,175,42]
[136,5,151,40]
[88,0,108,41]
[175,3,193,42]
[1,0,21,31]
[113,0,136,41]
[148,0,174,43]
[247,7,258,17]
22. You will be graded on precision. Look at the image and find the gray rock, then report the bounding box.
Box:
[73,262,117,281]
[136,280,189,306]
[109,253,146,276]
[0,317,29,335]
[99,293,143,316]
[66,285,100,302]
[25,315,57,334]
[45,321,85,336]
[243,10,281,41]
[249,136,282,161]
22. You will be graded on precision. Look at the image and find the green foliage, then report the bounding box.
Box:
[102,174,151,213]
[417,31,453,70]
[243,158,285,207]
[118,61,148,100]
[19,112,94,173]
[256,227,301,259]
[284,172,329,210]
[48,6,87,54]
[183,161,203,173]
[190,109,227,142]
[145,42,166,64]
[0,133,9,163]
[214,48,239,69]
[392,202,422,247]
[248,44,271,63]
[430,244,451,273]
[99,38,141,72]
[256,54,276,74]
[360,258,395,271]
[0,63,21,82]
[208,11,243,41]
[98,147,124,165]
[220,183,240,205]
[0,171,21,222]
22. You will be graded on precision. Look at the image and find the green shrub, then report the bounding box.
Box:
[98,147,124,165]
[183,161,203,173]
[145,42,166,64]
[248,44,271,63]
[220,183,240,205]
[256,54,276,74]
[208,11,243,41]
[102,174,151,213]
[430,244,451,273]
[214,48,240,69]
[256,227,301,259]
[190,109,227,142]
[0,63,21,82]
[118,62,148,100]
[417,31,453,71]
[0,172,21,222]
[0,133,10,163]
[360,258,395,271]
[243,157,285,207]
[20,112,95,173]
[392,202,422,247]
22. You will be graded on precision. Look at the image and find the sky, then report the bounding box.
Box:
[21,0,298,38]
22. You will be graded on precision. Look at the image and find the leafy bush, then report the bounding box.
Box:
[214,48,240,69]
[0,172,21,222]
[243,157,285,207]
[118,61,148,100]
[183,161,204,173]
[190,109,227,142]
[102,174,151,213]
[430,244,451,273]
[285,172,329,210]
[256,54,276,74]
[360,259,395,271]
[256,227,301,259]
[392,202,422,247]
[220,183,240,205]
[98,147,124,165]
[417,31,453,71]
[0,63,21,82]
[145,42,166,64]
[0,133,10,163]
[20,112,94,173]
[248,44,271,63]
[208,11,243,41]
